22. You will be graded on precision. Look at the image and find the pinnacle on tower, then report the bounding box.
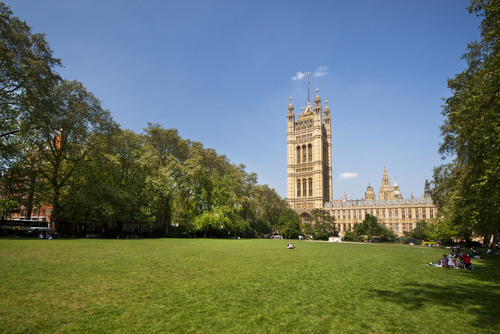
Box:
[314,88,321,105]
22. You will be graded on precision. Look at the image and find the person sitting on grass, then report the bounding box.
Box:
[440,254,449,268]
[428,254,449,267]
[447,253,456,268]
[462,253,472,269]
[287,243,295,249]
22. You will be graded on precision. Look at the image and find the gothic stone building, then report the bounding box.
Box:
[286,89,437,236]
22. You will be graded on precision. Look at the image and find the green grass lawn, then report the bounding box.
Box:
[0,238,499,333]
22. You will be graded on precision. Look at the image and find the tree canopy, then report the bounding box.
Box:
[0,1,61,169]
[0,2,289,238]
[432,0,500,243]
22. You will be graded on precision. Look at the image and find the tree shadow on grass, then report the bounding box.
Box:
[370,258,500,332]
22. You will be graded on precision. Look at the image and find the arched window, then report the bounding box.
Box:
[297,179,301,197]
[308,178,313,196]
[308,144,312,162]
[302,179,307,197]
[302,145,307,163]
[296,146,301,163]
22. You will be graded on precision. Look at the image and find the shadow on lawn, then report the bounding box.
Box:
[370,257,500,331]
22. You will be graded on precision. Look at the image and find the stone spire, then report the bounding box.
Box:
[314,88,321,113]
[324,100,330,116]
[379,164,395,200]
[382,163,390,187]
[393,177,403,199]
[287,97,295,132]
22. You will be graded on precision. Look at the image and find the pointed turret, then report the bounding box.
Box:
[287,97,295,133]
[324,100,330,116]
[324,100,331,126]
[379,164,395,200]
[424,179,431,199]
[393,177,403,199]
[365,184,376,201]
[313,88,322,116]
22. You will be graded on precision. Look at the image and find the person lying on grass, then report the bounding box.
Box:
[287,243,295,249]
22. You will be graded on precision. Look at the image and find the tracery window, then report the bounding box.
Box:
[297,146,301,163]
[308,178,313,196]
[302,145,307,163]
[302,179,307,197]
[308,144,312,162]
[297,179,301,197]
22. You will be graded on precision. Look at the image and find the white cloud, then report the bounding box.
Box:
[292,71,306,81]
[313,65,329,77]
[337,172,358,180]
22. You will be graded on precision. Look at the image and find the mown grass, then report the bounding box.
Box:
[0,238,499,333]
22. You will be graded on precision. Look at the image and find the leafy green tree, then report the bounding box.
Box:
[306,209,337,240]
[24,80,115,232]
[277,208,301,239]
[377,226,396,243]
[0,197,17,218]
[0,2,61,168]
[59,128,147,234]
[355,214,384,242]
[342,229,364,242]
[250,218,272,237]
[249,185,288,228]
[142,124,188,235]
[433,0,500,244]
[404,220,430,241]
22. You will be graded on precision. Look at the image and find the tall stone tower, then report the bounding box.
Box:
[378,164,395,201]
[287,88,333,216]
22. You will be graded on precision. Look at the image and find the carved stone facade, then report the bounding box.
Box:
[325,166,437,235]
[286,89,333,220]
[286,90,438,235]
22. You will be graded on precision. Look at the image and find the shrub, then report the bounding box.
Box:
[403,237,420,245]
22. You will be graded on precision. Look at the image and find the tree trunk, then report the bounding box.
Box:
[51,187,62,233]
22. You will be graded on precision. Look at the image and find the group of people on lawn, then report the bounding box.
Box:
[429,247,473,269]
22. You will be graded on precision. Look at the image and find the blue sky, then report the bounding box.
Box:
[8,0,481,200]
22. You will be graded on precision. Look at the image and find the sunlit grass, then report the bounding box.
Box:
[0,238,499,333]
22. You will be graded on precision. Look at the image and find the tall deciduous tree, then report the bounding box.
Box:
[25,80,114,231]
[433,0,500,243]
[249,185,288,228]
[142,124,188,235]
[0,2,60,168]
[356,214,384,242]
[306,209,337,240]
[59,128,146,232]
[277,208,301,239]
